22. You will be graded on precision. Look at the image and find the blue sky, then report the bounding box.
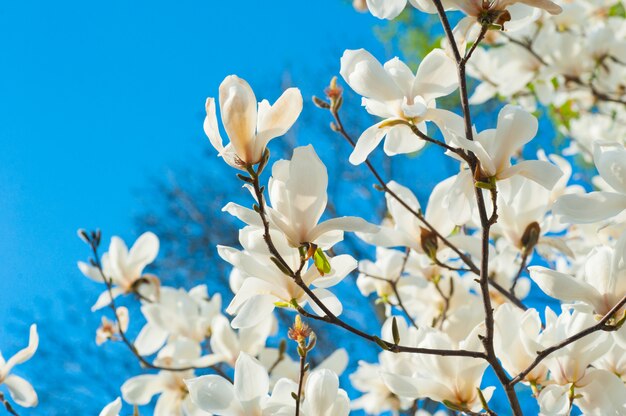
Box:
[0,0,388,319]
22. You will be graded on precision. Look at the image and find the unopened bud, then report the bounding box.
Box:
[312,96,331,109]
[420,227,439,259]
[521,221,541,250]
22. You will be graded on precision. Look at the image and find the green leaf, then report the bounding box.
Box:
[392,317,400,345]
[313,248,331,275]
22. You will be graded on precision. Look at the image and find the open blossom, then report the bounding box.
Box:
[96,306,129,345]
[78,231,160,311]
[340,48,457,165]
[265,145,376,247]
[358,179,461,252]
[553,142,626,224]
[262,369,350,416]
[0,325,38,409]
[537,307,626,415]
[494,304,547,384]
[186,352,269,415]
[208,314,274,367]
[220,226,357,328]
[529,230,626,316]
[204,75,302,168]
[122,340,211,416]
[448,105,562,189]
[224,145,375,248]
[382,326,494,413]
[351,318,421,415]
[134,285,222,356]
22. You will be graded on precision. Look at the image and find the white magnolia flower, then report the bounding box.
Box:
[494,304,547,384]
[263,369,350,416]
[358,179,459,252]
[122,341,210,416]
[447,105,563,190]
[220,226,357,328]
[537,307,626,415]
[529,230,626,316]
[186,352,269,415]
[0,324,38,408]
[266,145,375,247]
[99,397,122,416]
[204,75,302,168]
[554,142,626,224]
[356,247,414,298]
[340,48,458,164]
[224,145,375,248]
[78,231,160,311]
[134,285,222,356]
[351,319,421,415]
[208,314,274,366]
[96,306,129,346]
[382,326,494,413]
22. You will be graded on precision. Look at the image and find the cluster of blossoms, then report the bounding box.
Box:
[462,0,626,159]
[5,0,626,415]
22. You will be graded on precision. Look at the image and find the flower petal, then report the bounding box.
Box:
[349,122,389,165]
[4,375,38,407]
[528,266,603,311]
[553,192,626,224]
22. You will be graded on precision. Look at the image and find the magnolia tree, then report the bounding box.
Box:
[4,0,626,415]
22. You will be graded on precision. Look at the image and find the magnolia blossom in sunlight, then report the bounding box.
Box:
[382,326,494,413]
[78,231,160,311]
[96,306,129,346]
[122,340,211,415]
[204,75,303,168]
[220,226,357,328]
[223,145,375,248]
[447,105,562,188]
[358,179,461,252]
[340,48,457,164]
[494,304,548,384]
[266,145,376,247]
[0,325,38,408]
[553,142,626,224]
[263,369,351,415]
[443,105,562,221]
[537,308,626,415]
[134,285,222,356]
[529,230,626,316]
[208,314,274,366]
[185,352,269,415]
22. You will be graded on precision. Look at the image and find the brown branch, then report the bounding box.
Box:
[245,168,486,359]
[428,2,523,413]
